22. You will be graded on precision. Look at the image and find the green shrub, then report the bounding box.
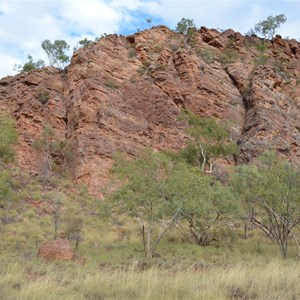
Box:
[219,49,239,66]
[196,48,215,64]
[137,66,147,75]
[255,42,267,52]
[254,54,267,66]
[128,49,136,58]
[0,113,18,163]
[104,80,119,90]
[37,89,50,104]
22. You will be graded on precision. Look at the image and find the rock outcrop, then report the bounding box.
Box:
[38,239,75,261]
[1,26,300,192]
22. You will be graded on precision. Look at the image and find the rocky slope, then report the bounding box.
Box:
[1,26,300,193]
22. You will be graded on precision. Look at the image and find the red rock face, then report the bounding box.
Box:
[38,239,75,261]
[1,26,300,192]
[0,68,66,175]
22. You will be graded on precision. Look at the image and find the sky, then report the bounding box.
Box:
[1,0,300,79]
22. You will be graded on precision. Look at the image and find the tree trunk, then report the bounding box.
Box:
[146,226,152,259]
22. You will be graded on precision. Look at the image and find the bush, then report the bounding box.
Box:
[0,113,18,163]
[128,49,136,58]
[104,80,119,90]
[219,49,239,66]
[196,49,216,64]
[137,66,147,75]
[13,54,45,74]
[37,89,50,104]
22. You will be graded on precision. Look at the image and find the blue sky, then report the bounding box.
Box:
[1,0,300,79]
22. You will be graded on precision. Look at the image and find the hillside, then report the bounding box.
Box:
[2,26,300,193]
[3,24,300,299]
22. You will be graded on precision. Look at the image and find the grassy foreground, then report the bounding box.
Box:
[1,172,300,299]
[0,256,299,299]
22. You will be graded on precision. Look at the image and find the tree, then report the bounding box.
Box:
[46,192,64,239]
[252,14,287,40]
[14,54,45,73]
[179,111,239,173]
[165,162,238,246]
[73,38,93,51]
[65,215,83,251]
[175,18,196,36]
[231,152,300,258]
[175,18,197,47]
[109,150,181,259]
[34,126,57,180]
[41,39,70,69]
[0,113,18,163]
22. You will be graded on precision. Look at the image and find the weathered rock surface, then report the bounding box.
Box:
[1,26,300,192]
[38,239,75,261]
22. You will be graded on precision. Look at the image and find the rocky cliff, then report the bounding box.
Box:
[1,26,300,193]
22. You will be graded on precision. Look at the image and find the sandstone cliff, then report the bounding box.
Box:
[1,26,300,192]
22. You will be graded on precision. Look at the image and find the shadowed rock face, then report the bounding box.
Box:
[1,26,300,192]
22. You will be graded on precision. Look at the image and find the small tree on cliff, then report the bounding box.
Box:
[175,18,197,47]
[73,38,93,51]
[251,14,287,40]
[41,39,70,69]
[179,110,239,173]
[14,54,45,73]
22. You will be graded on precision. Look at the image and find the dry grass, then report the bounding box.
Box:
[0,257,299,299]
[1,173,300,299]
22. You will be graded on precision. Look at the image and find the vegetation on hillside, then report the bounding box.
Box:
[3,13,300,298]
[248,14,287,39]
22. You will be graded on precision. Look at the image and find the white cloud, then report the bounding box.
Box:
[58,0,121,35]
[156,0,242,28]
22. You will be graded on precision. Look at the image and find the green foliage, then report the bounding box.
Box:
[109,147,239,255]
[231,152,300,258]
[45,191,65,239]
[196,48,216,64]
[73,37,93,51]
[95,33,108,41]
[179,111,239,172]
[252,14,287,39]
[128,48,136,58]
[219,49,239,66]
[13,54,45,73]
[0,113,18,163]
[34,126,74,177]
[41,39,70,69]
[175,18,196,35]
[137,66,147,75]
[165,162,239,246]
[255,42,267,52]
[104,80,119,90]
[109,150,180,258]
[254,53,267,66]
[37,88,50,104]
[0,170,12,208]
[175,18,197,47]
[65,215,83,250]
